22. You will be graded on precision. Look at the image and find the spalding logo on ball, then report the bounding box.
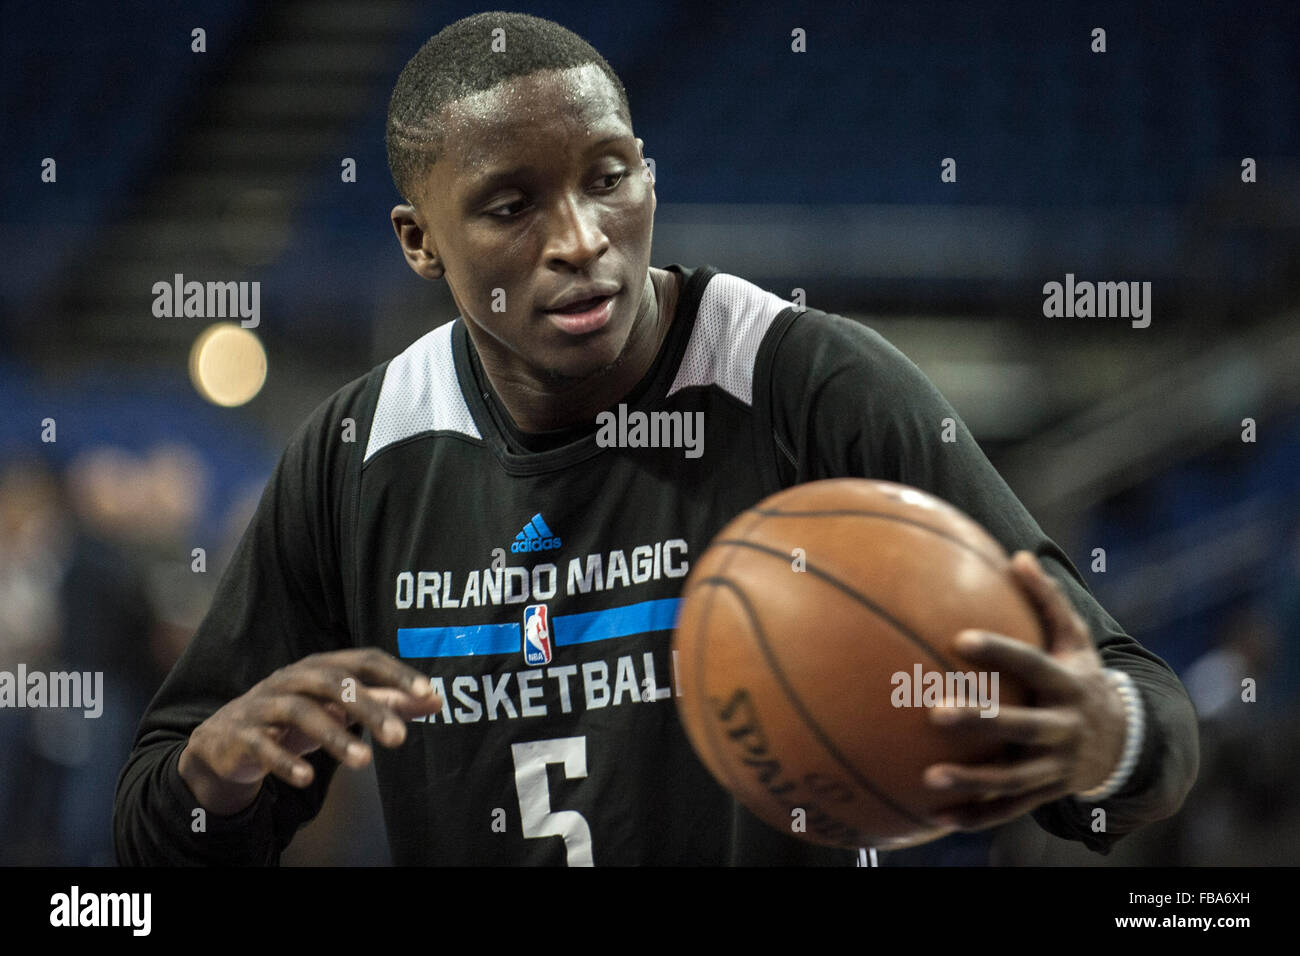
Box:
[671,478,1047,850]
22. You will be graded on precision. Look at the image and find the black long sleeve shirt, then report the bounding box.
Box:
[114,264,1199,865]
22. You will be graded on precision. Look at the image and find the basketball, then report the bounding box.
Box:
[672,478,1048,849]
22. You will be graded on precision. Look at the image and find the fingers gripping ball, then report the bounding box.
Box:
[672,479,1046,849]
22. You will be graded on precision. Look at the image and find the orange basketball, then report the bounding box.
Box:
[672,478,1047,850]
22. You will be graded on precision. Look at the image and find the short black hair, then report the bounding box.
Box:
[386,11,631,207]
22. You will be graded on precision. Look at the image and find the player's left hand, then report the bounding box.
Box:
[922,550,1129,832]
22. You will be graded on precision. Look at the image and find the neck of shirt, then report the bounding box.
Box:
[464,265,692,456]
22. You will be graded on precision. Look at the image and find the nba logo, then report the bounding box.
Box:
[523,604,552,666]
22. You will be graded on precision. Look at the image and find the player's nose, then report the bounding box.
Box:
[543,194,609,266]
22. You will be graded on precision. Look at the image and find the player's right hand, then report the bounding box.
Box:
[178,648,442,814]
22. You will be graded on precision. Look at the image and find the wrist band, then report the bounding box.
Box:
[1075,669,1145,803]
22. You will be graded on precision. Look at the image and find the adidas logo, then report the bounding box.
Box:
[511,513,563,553]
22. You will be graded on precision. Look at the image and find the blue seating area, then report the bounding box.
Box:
[1,0,1294,326]
[1080,408,1300,678]
[0,358,275,540]
[0,0,254,315]
[263,0,1299,326]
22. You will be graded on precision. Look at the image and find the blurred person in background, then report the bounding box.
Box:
[52,443,214,864]
[0,455,71,863]
[0,442,215,864]
[1175,604,1299,864]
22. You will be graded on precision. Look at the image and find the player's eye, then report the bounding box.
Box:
[486,198,528,219]
[485,172,624,219]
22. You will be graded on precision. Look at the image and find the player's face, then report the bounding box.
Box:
[397,65,656,383]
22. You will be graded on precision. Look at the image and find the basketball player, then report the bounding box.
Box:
[114,12,1198,865]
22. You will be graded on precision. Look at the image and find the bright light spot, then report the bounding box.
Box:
[189,323,267,407]
[897,487,936,510]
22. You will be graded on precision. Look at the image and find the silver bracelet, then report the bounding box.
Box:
[1074,668,1145,803]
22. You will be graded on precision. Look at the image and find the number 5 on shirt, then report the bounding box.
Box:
[511,737,594,866]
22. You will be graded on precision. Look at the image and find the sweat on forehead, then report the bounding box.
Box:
[385,12,632,205]
[441,66,629,143]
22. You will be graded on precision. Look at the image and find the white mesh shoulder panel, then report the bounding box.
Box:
[364,321,480,462]
[667,272,794,406]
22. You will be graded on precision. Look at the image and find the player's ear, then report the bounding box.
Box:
[391,203,444,281]
[635,137,655,211]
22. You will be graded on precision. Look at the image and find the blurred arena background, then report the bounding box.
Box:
[1,0,1297,865]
